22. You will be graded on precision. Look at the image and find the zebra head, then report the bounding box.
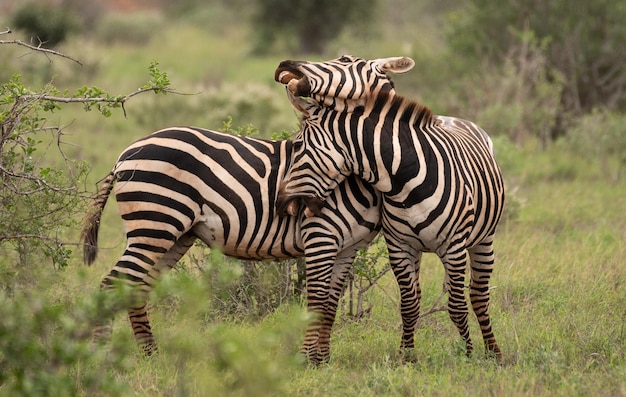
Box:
[275,108,356,218]
[274,55,415,111]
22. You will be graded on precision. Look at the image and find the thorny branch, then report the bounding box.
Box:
[0,28,83,66]
[18,86,178,118]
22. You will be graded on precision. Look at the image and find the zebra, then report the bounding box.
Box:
[80,126,382,364]
[273,55,505,360]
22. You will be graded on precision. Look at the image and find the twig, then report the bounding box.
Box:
[20,86,176,104]
[19,86,186,117]
[0,38,83,66]
[421,288,448,318]
[419,285,499,319]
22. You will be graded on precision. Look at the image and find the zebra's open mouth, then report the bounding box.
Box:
[274,61,311,97]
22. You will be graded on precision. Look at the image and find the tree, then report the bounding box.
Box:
[447,1,626,131]
[0,28,173,274]
[252,0,378,54]
[11,3,80,47]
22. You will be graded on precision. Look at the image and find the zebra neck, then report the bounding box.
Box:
[356,93,437,196]
[312,94,365,113]
[365,91,434,128]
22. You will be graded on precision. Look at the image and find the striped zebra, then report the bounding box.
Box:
[274,55,505,360]
[80,126,382,364]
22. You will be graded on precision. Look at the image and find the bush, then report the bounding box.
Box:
[0,285,132,396]
[446,1,626,125]
[0,36,172,271]
[567,109,626,181]
[171,246,305,321]
[0,74,89,271]
[12,3,80,47]
[444,34,563,145]
[94,12,163,45]
[133,82,297,138]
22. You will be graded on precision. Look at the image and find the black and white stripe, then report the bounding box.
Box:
[275,55,505,360]
[81,126,381,363]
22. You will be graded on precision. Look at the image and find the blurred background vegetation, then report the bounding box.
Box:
[1,0,625,395]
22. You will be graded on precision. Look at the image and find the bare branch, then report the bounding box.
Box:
[420,289,448,319]
[0,38,83,65]
[1,28,10,35]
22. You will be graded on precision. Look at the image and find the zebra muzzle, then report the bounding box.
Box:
[278,71,300,85]
[274,62,311,97]
[277,72,310,97]
[276,194,325,218]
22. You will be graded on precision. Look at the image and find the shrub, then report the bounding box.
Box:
[174,246,305,321]
[0,286,132,396]
[0,36,172,272]
[11,3,80,47]
[133,82,296,138]
[446,1,626,118]
[567,109,626,181]
[445,34,563,145]
[94,12,163,45]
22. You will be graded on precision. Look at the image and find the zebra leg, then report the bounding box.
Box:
[301,254,335,365]
[92,233,188,354]
[441,248,473,357]
[316,253,354,364]
[387,242,421,355]
[468,237,501,360]
[128,233,197,355]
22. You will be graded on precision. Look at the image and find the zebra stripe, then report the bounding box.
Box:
[274,55,505,360]
[81,126,381,364]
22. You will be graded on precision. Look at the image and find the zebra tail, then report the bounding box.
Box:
[81,170,115,266]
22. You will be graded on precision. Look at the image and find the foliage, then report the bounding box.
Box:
[460,34,563,145]
[0,35,171,270]
[133,82,294,136]
[567,108,626,181]
[342,235,390,320]
[0,73,89,271]
[447,1,626,123]
[251,0,379,54]
[94,12,164,45]
[11,3,80,47]
[175,243,305,321]
[0,280,134,396]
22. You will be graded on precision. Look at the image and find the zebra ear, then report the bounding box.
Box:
[376,57,415,74]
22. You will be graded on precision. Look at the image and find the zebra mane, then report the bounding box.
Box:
[371,89,435,127]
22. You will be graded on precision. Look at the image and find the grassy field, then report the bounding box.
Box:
[70,147,623,397]
[52,155,625,397]
[2,11,625,397]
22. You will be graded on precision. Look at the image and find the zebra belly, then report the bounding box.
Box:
[192,205,228,250]
[192,203,303,261]
[382,198,474,255]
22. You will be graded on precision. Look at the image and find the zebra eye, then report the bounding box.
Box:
[338,56,352,63]
[293,140,303,151]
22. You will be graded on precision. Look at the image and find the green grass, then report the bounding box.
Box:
[52,161,625,396]
[59,141,623,396]
[2,9,626,397]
